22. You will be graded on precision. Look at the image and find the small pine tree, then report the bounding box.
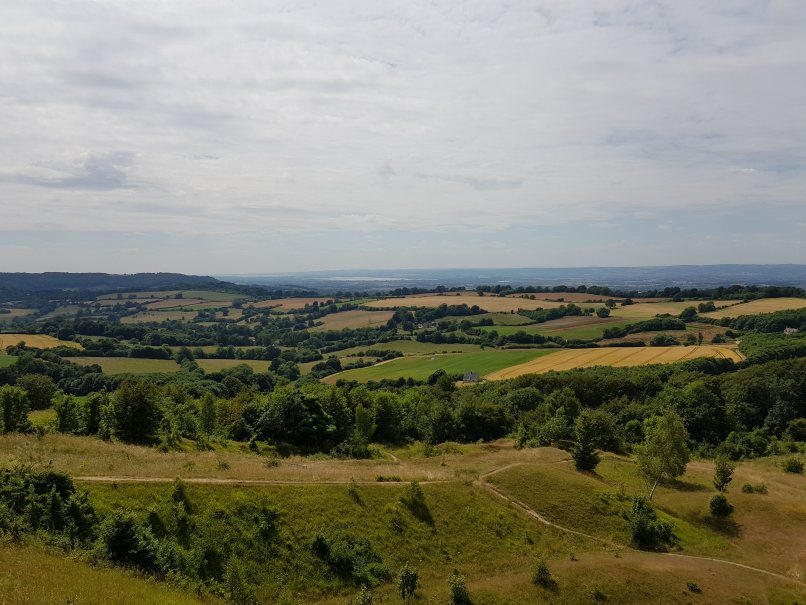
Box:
[397,562,419,602]
[713,456,736,492]
[532,559,554,588]
[449,570,471,605]
[571,410,601,472]
[199,392,217,435]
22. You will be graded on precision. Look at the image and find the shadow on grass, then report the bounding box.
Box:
[668,479,709,492]
[700,515,742,538]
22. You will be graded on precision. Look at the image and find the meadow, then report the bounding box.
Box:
[0,333,82,349]
[486,345,743,379]
[195,359,270,373]
[366,294,592,313]
[69,357,180,375]
[120,309,200,323]
[97,290,244,302]
[702,296,806,319]
[0,354,17,368]
[309,309,395,331]
[323,349,556,383]
[0,308,35,322]
[250,297,338,311]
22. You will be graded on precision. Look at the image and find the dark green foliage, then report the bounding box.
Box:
[225,558,258,605]
[449,570,472,605]
[353,585,374,605]
[98,512,160,571]
[16,373,56,409]
[0,385,31,433]
[311,531,389,586]
[782,456,804,473]
[628,497,674,550]
[572,410,601,472]
[709,493,733,517]
[397,562,419,602]
[111,380,162,444]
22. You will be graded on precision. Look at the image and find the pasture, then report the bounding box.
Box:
[0,354,16,368]
[195,359,269,373]
[309,309,394,331]
[0,308,35,322]
[250,297,338,311]
[97,290,243,302]
[120,310,199,323]
[486,345,742,379]
[702,296,806,319]
[323,349,556,383]
[143,298,207,310]
[0,334,81,349]
[366,294,597,313]
[69,357,179,375]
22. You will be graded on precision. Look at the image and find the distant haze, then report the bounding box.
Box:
[1,2,805,272]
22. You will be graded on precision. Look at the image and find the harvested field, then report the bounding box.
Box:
[0,334,81,349]
[323,349,556,383]
[0,309,35,322]
[486,345,743,379]
[702,297,806,319]
[69,357,179,375]
[609,300,739,320]
[309,309,394,331]
[506,292,664,303]
[143,298,206,310]
[196,359,269,373]
[120,310,199,323]
[250,297,337,311]
[366,294,599,313]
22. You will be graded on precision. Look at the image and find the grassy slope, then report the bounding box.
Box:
[324,349,557,383]
[196,359,270,373]
[0,542,217,605]
[69,357,180,375]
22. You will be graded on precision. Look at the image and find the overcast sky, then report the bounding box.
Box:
[1,1,805,274]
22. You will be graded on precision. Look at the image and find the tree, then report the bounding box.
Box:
[713,456,736,492]
[636,412,690,499]
[596,307,610,318]
[397,562,419,602]
[571,410,601,472]
[53,392,80,433]
[352,403,377,456]
[16,374,56,410]
[0,385,30,433]
[110,380,162,444]
[679,306,698,322]
[709,493,733,517]
[199,392,217,435]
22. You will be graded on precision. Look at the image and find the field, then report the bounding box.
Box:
[486,345,743,379]
[0,354,17,368]
[702,297,806,319]
[143,298,208,310]
[609,300,739,320]
[120,309,199,323]
[309,309,395,331]
[0,308,35,322]
[97,289,243,302]
[366,294,595,313]
[250,297,338,310]
[195,358,269,373]
[69,357,180,375]
[0,333,82,349]
[323,349,556,383]
[473,312,535,325]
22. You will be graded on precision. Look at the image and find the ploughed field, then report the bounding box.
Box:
[486,345,743,380]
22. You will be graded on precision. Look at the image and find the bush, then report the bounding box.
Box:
[311,532,389,585]
[709,493,733,517]
[532,559,555,589]
[782,456,804,474]
[399,481,432,523]
[397,562,418,602]
[449,570,471,605]
[629,497,674,550]
[741,483,754,493]
[98,512,159,572]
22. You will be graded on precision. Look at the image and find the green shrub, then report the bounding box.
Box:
[397,562,419,602]
[98,512,159,572]
[532,559,555,589]
[628,497,673,550]
[686,581,701,593]
[353,585,374,605]
[709,494,733,517]
[740,483,754,493]
[712,456,736,492]
[449,570,472,605]
[782,456,804,473]
[399,481,432,523]
[311,532,389,585]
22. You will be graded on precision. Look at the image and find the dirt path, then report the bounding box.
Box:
[477,462,806,588]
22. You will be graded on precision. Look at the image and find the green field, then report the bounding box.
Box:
[324,349,556,382]
[97,289,243,302]
[70,357,180,375]
[0,354,16,368]
[196,358,269,373]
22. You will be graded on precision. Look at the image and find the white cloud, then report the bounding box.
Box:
[0,1,804,270]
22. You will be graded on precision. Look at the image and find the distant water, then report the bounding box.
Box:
[217,264,806,293]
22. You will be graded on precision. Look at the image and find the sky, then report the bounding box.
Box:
[1,1,805,274]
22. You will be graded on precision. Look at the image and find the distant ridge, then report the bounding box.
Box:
[0,272,222,292]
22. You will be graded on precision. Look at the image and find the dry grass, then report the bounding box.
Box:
[0,333,82,349]
[250,297,337,311]
[486,345,743,379]
[0,309,35,322]
[120,310,199,323]
[367,294,597,313]
[507,292,664,303]
[703,297,806,319]
[608,300,739,321]
[309,309,395,331]
[69,357,179,374]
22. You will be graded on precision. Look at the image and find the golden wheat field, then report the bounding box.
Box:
[309,309,395,331]
[0,334,82,350]
[485,345,743,379]
[702,296,806,319]
[366,294,600,313]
